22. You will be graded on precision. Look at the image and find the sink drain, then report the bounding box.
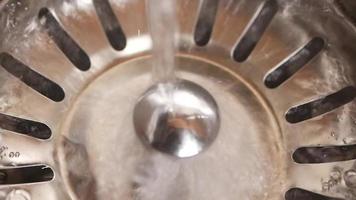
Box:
[0,0,355,199]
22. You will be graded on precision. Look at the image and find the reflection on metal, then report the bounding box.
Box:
[133,79,220,158]
[57,57,285,200]
[0,0,355,199]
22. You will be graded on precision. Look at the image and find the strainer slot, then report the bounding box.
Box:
[232,0,278,62]
[285,188,343,200]
[0,165,54,185]
[293,144,356,164]
[264,37,325,89]
[93,0,126,51]
[0,53,65,102]
[194,0,219,46]
[285,86,356,124]
[38,8,91,71]
[0,113,51,140]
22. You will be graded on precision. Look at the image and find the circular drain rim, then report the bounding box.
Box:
[57,55,286,200]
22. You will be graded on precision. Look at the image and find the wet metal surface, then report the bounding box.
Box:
[0,0,355,199]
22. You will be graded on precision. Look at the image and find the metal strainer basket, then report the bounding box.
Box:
[0,0,356,199]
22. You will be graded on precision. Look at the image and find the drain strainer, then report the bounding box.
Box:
[0,0,355,199]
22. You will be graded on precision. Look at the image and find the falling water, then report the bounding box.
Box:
[145,0,179,126]
[139,0,221,157]
[147,0,177,83]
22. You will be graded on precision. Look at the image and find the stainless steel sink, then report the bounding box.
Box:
[0,0,356,199]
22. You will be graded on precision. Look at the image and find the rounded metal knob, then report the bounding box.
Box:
[133,79,220,158]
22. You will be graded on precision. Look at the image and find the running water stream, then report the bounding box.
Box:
[147,0,177,83]
[133,0,220,158]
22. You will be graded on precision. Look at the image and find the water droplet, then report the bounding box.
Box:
[330,130,338,140]
[344,169,356,188]
[322,167,343,191]
[5,189,30,200]
[343,136,356,144]
[39,17,46,25]
[322,180,330,191]
[330,169,342,181]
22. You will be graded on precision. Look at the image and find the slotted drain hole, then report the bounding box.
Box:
[264,37,325,88]
[0,165,54,185]
[232,0,278,62]
[293,144,356,164]
[38,8,91,71]
[285,188,343,200]
[0,113,51,140]
[194,0,219,46]
[285,86,356,123]
[0,52,65,102]
[93,0,126,51]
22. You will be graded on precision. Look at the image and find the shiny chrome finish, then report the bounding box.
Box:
[0,0,355,200]
[133,79,220,158]
[57,56,285,200]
